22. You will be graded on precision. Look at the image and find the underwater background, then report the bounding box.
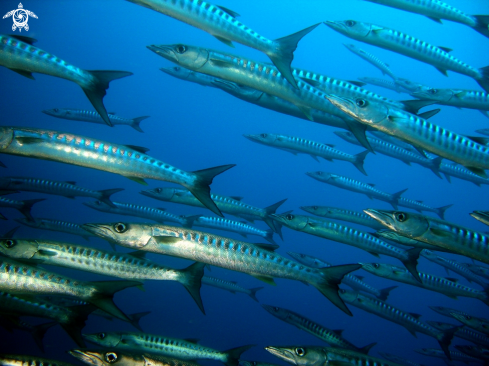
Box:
[0,0,489,364]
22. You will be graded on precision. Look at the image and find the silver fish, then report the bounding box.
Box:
[0,34,132,126]
[16,217,97,242]
[359,77,409,93]
[450,312,489,335]
[201,276,263,302]
[471,211,489,227]
[439,162,489,187]
[454,345,489,362]
[344,43,397,79]
[0,126,234,216]
[428,320,489,347]
[376,230,451,252]
[462,263,489,281]
[397,197,452,220]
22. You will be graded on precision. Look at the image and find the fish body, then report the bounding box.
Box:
[306,171,406,209]
[0,354,77,366]
[364,209,489,264]
[428,320,489,347]
[324,20,489,92]
[0,316,56,352]
[359,77,411,93]
[0,34,132,126]
[369,130,423,155]
[344,43,397,79]
[428,305,473,319]
[42,108,149,132]
[272,213,421,281]
[377,352,424,366]
[450,313,489,335]
[0,126,234,216]
[463,263,489,281]
[261,305,376,353]
[300,205,385,230]
[397,197,452,220]
[439,162,489,186]
[82,331,252,366]
[455,345,489,361]
[84,200,186,225]
[16,217,96,241]
[82,222,361,315]
[471,211,489,226]
[244,133,369,175]
[376,230,450,252]
[0,176,123,207]
[201,276,262,302]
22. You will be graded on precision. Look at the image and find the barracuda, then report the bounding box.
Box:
[244,133,369,175]
[0,196,44,221]
[0,256,139,322]
[455,345,489,362]
[16,217,97,242]
[421,249,488,287]
[0,237,206,314]
[369,130,423,155]
[472,211,489,226]
[361,263,489,306]
[376,229,450,252]
[82,331,253,366]
[364,209,489,264]
[147,43,434,151]
[0,176,123,207]
[428,321,489,347]
[184,215,276,245]
[140,187,286,236]
[334,130,444,179]
[397,197,452,220]
[69,349,201,366]
[272,213,422,282]
[363,0,489,38]
[0,354,77,366]
[202,276,263,302]
[262,305,376,353]
[84,200,187,226]
[287,251,397,301]
[325,94,489,177]
[266,346,405,366]
[0,126,234,216]
[359,77,409,93]
[344,43,397,79]
[428,305,473,319]
[463,263,489,281]
[43,108,149,132]
[411,87,489,118]
[415,348,483,364]
[0,290,94,347]
[378,352,423,366]
[439,162,489,186]
[306,171,407,209]
[82,222,361,315]
[0,35,132,126]
[324,20,489,92]
[339,289,456,358]
[450,313,489,335]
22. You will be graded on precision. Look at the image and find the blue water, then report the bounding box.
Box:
[0,0,488,364]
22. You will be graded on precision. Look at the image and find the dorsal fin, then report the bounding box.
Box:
[65,181,77,185]
[216,5,240,18]
[254,243,279,252]
[409,312,422,319]
[445,277,458,283]
[3,226,20,239]
[184,338,199,344]
[229,196,243,201]
[128,250,148,259]
[346,80,366,87]
[467,136,489,146]
[354,275,364,280]
[125,145,150,154]
[331,329,344,336]
[367,183,375,187]
[438,46,453,53]
[157,208,166,211]
[325,144,335,148]
[9,35,37,44]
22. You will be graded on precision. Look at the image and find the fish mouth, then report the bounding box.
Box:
[305,171,331,181]
[159,66,184,77]
[324,94,357,118]
[147,44,177,62]
[265,347,298,365]
[363,209,394,230]
[260,304,276,314]
[68,350,103,366]
[140,188,174,200]
[242,134,260,142]
[323,20,344,32]
[82,223,116,241]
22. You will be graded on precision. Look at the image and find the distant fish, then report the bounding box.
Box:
[16,217,97,242]
[324,20,489,92]
[462,263,489,281]
[415,348,483,364]
[358,77,409,93]
[378,352,425,366]
[450,312,489,335]
[369,130,424,156]
[202,276,263,302]
[0,126,234,217]
[344,43,397,79]
[471,211,489,226]
[0,196,44,221]
[454,345,489,363]
[429,305,474,319]
[363,0,489,38]
[70,350,201,366]
[0,354,77,366]
[428,321,489,348]
[43,108,149,132]
[397,196,452,220]
[438,162,489,187]
[0,35,132,126]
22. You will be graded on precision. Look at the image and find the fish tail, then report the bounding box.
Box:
[179,262,206,315]
[428,156,444,179]
[130,116,150,133]
[247,287,264,303]
[359,342,377,355]
[264,230,277,245]
[352,150,369,176]
[97,188,124,208]
[263,198,287,238]
[313,264,362,316]
[189,164,236,217]
[19,198,45,221]
[401,247,423,283]
[436,204,453,220]
[399,99,436,114]
[270,23,320,89]
[126,311,151,332]
[30,321,57,352]
[438,326,459,360]
[477,65,489,93]
[389,188,408,209]
[224,344,255,366]
[60,304,97,348]
[378,285,398,302]
[88,280,142,322]
[181,215,202,229]
[473,15,489,38]
[82,70,133,126]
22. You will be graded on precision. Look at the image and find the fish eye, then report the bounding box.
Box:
[339,289,345,294]
[346,20,356,27]
[317,172,322,176]
[356,99,368,108]
[95,201,101,205]
[373,263,379,268]
[113,223,127,233]
[3,239,16,248]
[175,45,187,54]
[104,352,118,363]
[174,67,180,71]
[261,133,267,138]
[428,88,438,94]
[156,188,162,193]
[295,348,305,357]
[98,332,106,339]
[54,108,59,112]
[395,212,407,222]
[313,206,318,210]
[285,214,294,220]
[273,307,279,312]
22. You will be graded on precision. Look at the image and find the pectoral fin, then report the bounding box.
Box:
[125,176,148,185]
[435,67,448,76]
[251,275,276,286]
[213,35,235,48]
[15,137,44,145]
[9,68,35,80]
[153,236,182,245]
[209,58,234,68]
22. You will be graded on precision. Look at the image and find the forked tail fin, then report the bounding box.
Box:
[389,188,408,209]
[30,321,57,352]
[60,304,97,348]
[130,116,150,132]
[352,150,369,176]
[436,204,453,220]
[378,285,398,302]
[401,247,423,283]
[264,230,277,245]
[477,66,489,94]
[179,262,206,315]
[247,287,264,303]
[83,70,133,126]
[438,326,459,360]
[359,342,377,355]
[473,15,489,38]
[97,188,124,208]
[224,345,255,366]
[263,198,287,238]
[19,198,45,221]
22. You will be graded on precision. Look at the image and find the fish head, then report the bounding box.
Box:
[411,86,454,102]
[324,20,373,39]
[159,66,194,81]
[41,108,71,118]
[261,304,291,321]
[420,249,435,259]
[212,79,263,101]
[333,130,355,142]
[243,133,278,145]
[270,213,308,231]
[265,346,326,366]
[363,209,429,237]
[338,288,359,303]
[394,78,420,93]
[140,187,177,201]
[69,350,143,366]
[450,313,481,327]
[0,237,39,259]
[299,205,324,215]
[14,218,41,228]
[83,200,109,210]
[325,94,388,125]
[147,44,209,70]
[361,262,396,277]
[83,332,122,348]
[0,126,14,150]
[305,171,333,182]
[82,222,153,249]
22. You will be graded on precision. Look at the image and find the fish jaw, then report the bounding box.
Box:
[265,346,325,366]
[69,350,105,366]
[365,209,430,238]
[324,20,373,38]
[325,94,388,125]
[265,347,300,365]
[411,87,454,102]
[83,222,153,249]
[160,66,193,80]
[140,187,176,201]
[363,209,399,231]
[147,44,209,70]
[270,213,309,231]
[305,171,333,182]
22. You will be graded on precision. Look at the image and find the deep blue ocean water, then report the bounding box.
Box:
[0,0,489,364]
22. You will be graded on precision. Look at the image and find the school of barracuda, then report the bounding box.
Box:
[0,0,488,365]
